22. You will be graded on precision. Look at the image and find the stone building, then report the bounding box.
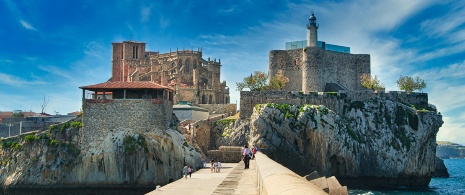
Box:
[269,12,371,92]
[111,41,230,104]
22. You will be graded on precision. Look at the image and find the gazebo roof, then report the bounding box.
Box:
[80,81,173,91]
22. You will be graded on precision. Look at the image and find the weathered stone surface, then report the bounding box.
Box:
[329,186,348,195]
[232,97,442,188]
[309,177,329,192]
[433,156,449,178]
[0,116,203,188]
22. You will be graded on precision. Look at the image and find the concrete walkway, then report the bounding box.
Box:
[147,160,257,195]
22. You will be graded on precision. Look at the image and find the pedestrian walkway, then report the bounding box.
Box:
[146,160,257,195]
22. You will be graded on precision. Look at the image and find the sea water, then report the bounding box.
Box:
[350,159,465,195]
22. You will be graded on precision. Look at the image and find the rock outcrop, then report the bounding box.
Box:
[226,98,442,188]
[433,156,449,178]
[0,117,203,189]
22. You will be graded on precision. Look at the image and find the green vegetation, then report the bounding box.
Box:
[71,121,83,128]
[49,124,57,131]
[236,70,289,91]
[49,139,58,146]
[360,74,384,90]
[215,119,236,126]
[60,123,70,131]
[267,70,289,90]
[123,135,148,154]
[236,71,269,91]
[24,134,40,142]
[11,112,24,117]
[397,75,427,93]
[2,141,21,150]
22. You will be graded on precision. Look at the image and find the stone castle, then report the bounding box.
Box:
[240,12,427,119]
[111,41,230,104]
[269,12,370,92]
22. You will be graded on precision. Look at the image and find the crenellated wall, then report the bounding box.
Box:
[240,90,429,119]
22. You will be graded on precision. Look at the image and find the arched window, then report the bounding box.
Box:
[185,59,190,73]
[178,59,182,71]
[171,62,176,74]
[193,61,197,69]
[209,95,213,104]
[202,95,206,104]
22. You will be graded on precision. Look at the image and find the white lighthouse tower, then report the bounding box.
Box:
[307,12,318,47]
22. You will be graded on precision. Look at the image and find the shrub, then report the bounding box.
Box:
[49,139,58,146]
[25,134,38,142]
[71,121,82,128]
[49,125,57,131]
[60,123,70,131]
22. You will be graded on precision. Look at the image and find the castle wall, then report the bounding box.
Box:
[196,104,237,115]
[82,99,172,144]
[240,90,429,119]
[269,50,303,91]
[270,47,370,92]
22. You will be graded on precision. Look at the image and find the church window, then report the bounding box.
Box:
[193,61,197,69]
[209,95,213,104]
[178,60,182,71]
[172,62,176,74]
[202,95,206,104]
[133,45,139,59]
[185,59,190,73]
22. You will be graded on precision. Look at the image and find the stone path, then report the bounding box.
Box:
[146,160,257,195]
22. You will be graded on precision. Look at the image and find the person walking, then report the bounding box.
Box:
[210,158,215,173]
[188,166,193,178]
[183,165,188,179]
[243,145,251,169]
[217,161,222,172]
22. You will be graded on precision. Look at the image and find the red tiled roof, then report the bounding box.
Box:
[80,81,173,91]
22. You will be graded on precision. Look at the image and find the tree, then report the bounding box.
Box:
[360,74,384,90]
[236,71,269,91]
[11,112,24,118]
[397,75,427,93]
[267,70,289,90]
[40,95,49,114]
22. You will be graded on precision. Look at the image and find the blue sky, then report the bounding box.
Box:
[1,0,464,145]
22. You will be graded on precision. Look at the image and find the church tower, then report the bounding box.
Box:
[307,12,318,47]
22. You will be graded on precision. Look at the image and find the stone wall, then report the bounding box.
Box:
[269,47,370,92]
[82,99,172,145]
[206,146,242,163]
[196,104,237,115]
[240,90,429,119]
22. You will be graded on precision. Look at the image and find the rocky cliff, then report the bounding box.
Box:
[225,98,442,188]
[0,117,202,189]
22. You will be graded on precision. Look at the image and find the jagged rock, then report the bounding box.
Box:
[309,177,329,193]
[0,117,202,188]
[433,156,449,178]
[229,99,443,188]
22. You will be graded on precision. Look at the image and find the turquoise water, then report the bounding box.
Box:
[350,159,465,195]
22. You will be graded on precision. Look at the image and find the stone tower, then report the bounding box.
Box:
[111,41,146,82]
[306,12,318,47]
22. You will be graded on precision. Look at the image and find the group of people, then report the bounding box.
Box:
[242,145,258,169]
[210,159,222,173]
[182,165,194,179]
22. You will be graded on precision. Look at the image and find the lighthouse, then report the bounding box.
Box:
[307,12,318,47]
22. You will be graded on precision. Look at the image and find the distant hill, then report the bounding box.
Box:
[437,141,465,159]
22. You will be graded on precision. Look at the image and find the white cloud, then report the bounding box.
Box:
[19,20,37,31]
[0,73,45,87]
[141,5,153,22]
[38,65,72,79]
[437,116,465,146]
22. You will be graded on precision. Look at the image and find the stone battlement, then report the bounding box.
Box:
[240,90,429,119]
